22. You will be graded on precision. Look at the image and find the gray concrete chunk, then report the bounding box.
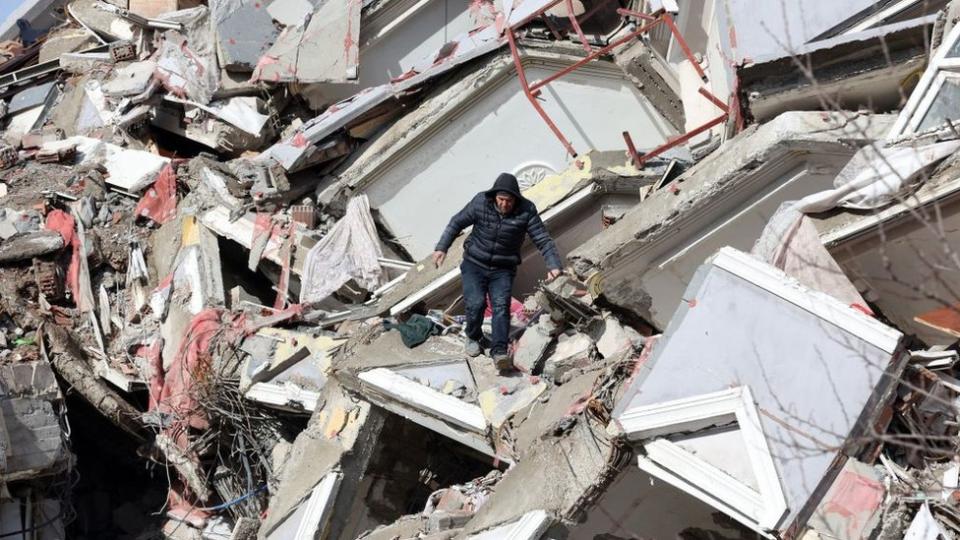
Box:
[0,361,61,401]
[0,230,64,263]
[8,82,56,116]
[217,2,279,72]
[514,315,557,374]
[267,0,313,26]
[1,398,68,480]
[102,61,157,97]
[595,316,643,359]
[542,332,596,382]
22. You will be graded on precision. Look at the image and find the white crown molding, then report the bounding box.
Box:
[466,510,554,540]
[708,247,902,354]
[616,386,788,533]
[359,367,487,432]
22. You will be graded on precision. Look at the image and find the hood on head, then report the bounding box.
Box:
[485,172,523,199]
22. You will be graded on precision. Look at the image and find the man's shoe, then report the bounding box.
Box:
[492,351,513,371]
[465,339,482,357]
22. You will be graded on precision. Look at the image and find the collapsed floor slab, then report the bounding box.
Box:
[569,111,894,329]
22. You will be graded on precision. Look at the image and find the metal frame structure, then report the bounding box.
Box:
[505,3,729,166]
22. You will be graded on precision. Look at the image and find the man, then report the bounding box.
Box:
[432,173,562,370]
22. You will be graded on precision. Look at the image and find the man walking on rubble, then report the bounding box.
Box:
[432,173,562,371]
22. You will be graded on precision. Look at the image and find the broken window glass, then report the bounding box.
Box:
[917,76,960,132]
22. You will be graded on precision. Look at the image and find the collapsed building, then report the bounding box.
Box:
[1,0,960,538]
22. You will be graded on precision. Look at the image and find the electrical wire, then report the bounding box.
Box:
[0,508,65,538]
[197,485,267,512]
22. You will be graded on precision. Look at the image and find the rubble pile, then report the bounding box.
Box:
[1,0,960,538]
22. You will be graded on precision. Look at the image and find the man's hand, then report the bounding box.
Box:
[432,250,446,268]
[546,268,562,281]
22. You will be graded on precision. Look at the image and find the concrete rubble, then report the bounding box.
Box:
[1,0,960,538]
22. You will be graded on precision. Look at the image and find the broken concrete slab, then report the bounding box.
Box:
[240,327,343,389]
[42,136,170,193]
[542,332,596,382]
[153,17,218,104]
[0,398,70,481]
[172,96,270,137]
[0,230,64,263]
[59,51,113,74]
[200,205,314,276]
[240,327,344,412]
[741,16,935,124]
[570,111,895,329]
[358,368,487,434]
[38,27,100,64]
[478,378,547,430]
[214,0,278,73]
[595,316,642,359]
[46,322,147,442]
[250,0,360,84]
[513,315,556,374]
[0,361,61,401]
[814,154,960,346]
[102,61,157,97]
[260,383,386,538]
[459,418,611,536]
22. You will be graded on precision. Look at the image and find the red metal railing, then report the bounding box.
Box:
[506,3,730,166]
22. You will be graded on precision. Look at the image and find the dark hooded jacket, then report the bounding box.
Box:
[435,173,562,271]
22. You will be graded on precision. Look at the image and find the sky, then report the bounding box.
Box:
[0,1,23,30]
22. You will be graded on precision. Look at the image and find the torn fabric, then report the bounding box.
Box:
[45,210,81,307]
[150,309,223,438]
[299,195,384,303]
[135,165,178,225]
